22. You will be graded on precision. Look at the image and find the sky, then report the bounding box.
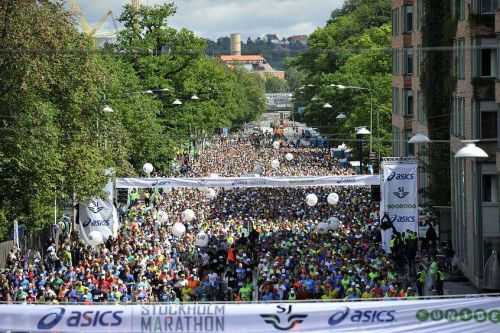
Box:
[76,0,345,40]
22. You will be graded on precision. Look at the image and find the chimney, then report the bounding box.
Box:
[230,33,241,56]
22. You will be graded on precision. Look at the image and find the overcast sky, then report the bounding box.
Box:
[77,0,345,40]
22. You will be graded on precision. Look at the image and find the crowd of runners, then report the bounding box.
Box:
[0,133,445,303]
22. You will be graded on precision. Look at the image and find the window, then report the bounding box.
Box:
[418,0,425,29]
[404,48,414,74]
[452,96,465,137]
[480,48,495,77]
[392,88,397,114]
[404,89,413,116]
[405,130,415,156]
[452,158,466,261]
[417,91,427,124]
[455,0,465,20]
[403,5,413,33]
[393,127,402,156]
[392,9,400,36]
[481,110,498,139]
[415,0,421,30]
[392,87,400,115]
[497,35,500,79]
[416,45,423,75]
[392,49,400,74]
[473,38,497,78]
[479,0,495,14]
[455,39,465,79]
[482,175,498,202]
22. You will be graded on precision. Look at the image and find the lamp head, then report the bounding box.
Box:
[455,142,488,158]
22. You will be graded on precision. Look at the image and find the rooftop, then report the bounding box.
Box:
[219,55,266,62]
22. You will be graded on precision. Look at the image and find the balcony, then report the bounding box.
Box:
[470,17,496,36]
[477,141,498,160]
[470,0,496,33]
[403,34,413,47]
[473,78,496,99]
[404,114,414,129]
[471,0,496,15]
[404,75,412,88]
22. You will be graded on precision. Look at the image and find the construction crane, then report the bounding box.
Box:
[67,0,119,38]
[131,0,141,12]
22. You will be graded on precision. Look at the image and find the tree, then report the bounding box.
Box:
[291,0,391,75]
[96,54,173,173]
[0,0,267,237]
[290,0,392,156]
[116,2,266,170]
[285,66,306,91]
[420,0,455,206]
[265,77,289,93]
[0,0,114,232]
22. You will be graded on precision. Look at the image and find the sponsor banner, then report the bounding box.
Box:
[380,159,418,234]
[1,298,500,333]
[78,181,119,246]
[115,175,380,189]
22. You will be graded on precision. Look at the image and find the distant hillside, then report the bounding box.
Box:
[206,35,308,70]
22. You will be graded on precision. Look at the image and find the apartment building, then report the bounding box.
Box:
[392,0,500,289]
[449,0,499,288]
[391,0,430,205]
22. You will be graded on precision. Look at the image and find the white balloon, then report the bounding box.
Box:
[271,159,280,169]
[181,209,196,222]
[254,164,264,175]
[272,141,280,149]
[88,230,104,246]
[143,163,154,174]
[306,193,318,207]
[195,232,209,247]
[327,217,341,230]
[316,222,330,234]
[172,223,186,237]
[209,173,219,178]
[157,210,169,224]
[285,153,294,161]
[206,188,217,200]
[327,193,340,205]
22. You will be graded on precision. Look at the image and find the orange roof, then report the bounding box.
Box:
[219,55,265,62]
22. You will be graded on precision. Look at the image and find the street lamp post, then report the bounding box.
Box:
[97,105,114,148]
[171,94,201,164]
[355,126,371,174]
[330,84,376,154]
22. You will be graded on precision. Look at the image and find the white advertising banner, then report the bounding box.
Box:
[115,175,380,189]
[380,159,418,234]
[78,181,119,246]
[1,298,500,333]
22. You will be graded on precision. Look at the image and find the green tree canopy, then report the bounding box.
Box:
[265,77,290,93]
[0,0,265,238]
[0,0,116,231]
[290,0,392,157]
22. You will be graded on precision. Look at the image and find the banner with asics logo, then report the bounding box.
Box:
[0,298,500,332]
[379,159,418,253]
[115,175,380,189]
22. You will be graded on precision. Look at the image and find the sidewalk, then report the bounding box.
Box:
[444,280,481,295]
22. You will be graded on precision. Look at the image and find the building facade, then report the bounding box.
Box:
[219,33,286,80]
[392,0,500,289]
[391,0,429,205]
[449,0,499,288]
